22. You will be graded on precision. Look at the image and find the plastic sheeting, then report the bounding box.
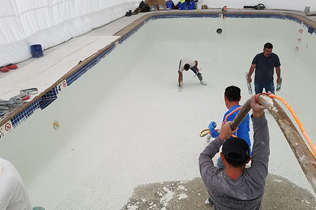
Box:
[2,0,316,67]
[0,0,140,67]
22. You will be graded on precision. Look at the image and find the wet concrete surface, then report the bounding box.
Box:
[122,174,316,210]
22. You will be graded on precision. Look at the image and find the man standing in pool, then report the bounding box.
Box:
[247,42,281,94]
[178,57,206,90]
[208,85,251,169]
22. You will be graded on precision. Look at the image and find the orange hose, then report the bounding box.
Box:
[200,129,210,137]
[224,107,242,122]
[200,128,220,137]
[269,94,316,157]
[200,107,241,138]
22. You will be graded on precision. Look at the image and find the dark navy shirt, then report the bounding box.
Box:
[252,52,280,84]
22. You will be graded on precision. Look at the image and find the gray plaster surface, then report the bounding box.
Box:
[122,174,316,210]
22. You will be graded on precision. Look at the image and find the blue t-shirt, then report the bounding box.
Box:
[252,52,281,84]
[223,105,251,154]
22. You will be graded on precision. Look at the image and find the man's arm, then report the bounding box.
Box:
[248,64,256,82]
[199,122,237,178]
[0,178,15,209]
[247,96,270,183]
[275,66,281,84]
[178,71,182,87]
[199,137,223,172]
[195,60,199,71]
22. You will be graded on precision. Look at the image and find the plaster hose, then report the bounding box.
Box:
[268,94,316,158]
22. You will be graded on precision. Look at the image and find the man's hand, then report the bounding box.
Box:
[247,77,252,82]
[251,94,267,118]
[277,77,281,84]
[208,121,217,130]
[208,121,219,138]
[218,121,238,141]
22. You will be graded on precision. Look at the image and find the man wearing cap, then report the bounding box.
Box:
[178,57,206,89]
[199,95,269,209]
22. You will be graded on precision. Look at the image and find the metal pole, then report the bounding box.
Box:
[231,94,316,194]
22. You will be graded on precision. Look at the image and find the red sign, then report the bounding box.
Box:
[5,123,11,131]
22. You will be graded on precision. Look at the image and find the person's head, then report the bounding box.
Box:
[263,42,273,57]
[224,86,241,108]
[184,64,190,71]
[221,137,250,168]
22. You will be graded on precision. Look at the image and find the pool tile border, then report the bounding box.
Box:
[1,11,315,137]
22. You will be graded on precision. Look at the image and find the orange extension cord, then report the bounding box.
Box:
[200,94,316,159]
[268,94,316,158]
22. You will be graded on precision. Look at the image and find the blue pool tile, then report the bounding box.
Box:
[308,26,314,34]
[11,100,40,127]
[38,87,58,110]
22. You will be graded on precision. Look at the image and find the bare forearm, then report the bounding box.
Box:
[248,65,255,79]
[276,67,281,79]
[252,110,264,118]
[195,61,198,71]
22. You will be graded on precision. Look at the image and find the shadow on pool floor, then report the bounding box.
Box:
[121,174,316,210]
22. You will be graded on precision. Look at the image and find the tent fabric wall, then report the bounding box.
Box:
[1,0,316,67]
[0,0,139,67]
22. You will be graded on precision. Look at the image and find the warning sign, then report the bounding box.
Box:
[5,123,11,131]
[57,79,68,93]
[0,121,14,139]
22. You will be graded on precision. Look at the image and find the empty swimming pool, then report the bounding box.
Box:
[0,13,316,209]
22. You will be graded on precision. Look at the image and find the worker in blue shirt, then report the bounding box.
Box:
[208,85,251,168]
